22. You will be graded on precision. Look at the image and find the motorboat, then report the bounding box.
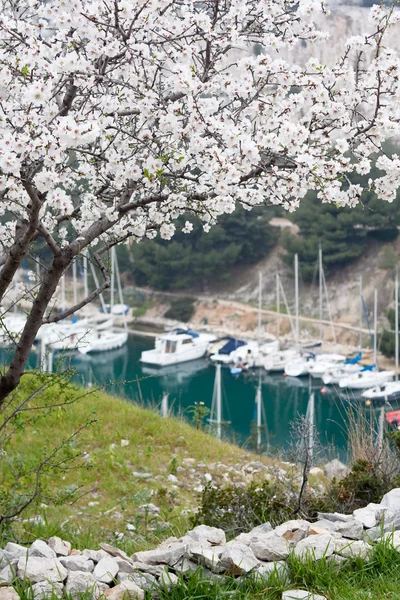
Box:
[263,348,300,373]
[79,329,128,354]
[285,353,346,378]
[209,337,248,364]
[361,381,400,403]
[322,364,361,385]
[339,366,395,390]
[308,354,348,379]
[140,328,216,366]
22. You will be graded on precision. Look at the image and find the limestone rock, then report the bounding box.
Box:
[251,534,290,561]
[3,545,28,560]
[133,541,188,566]
[83,549,110,563]
[362,512,400,542]
[65,571,100,600]
[0,554,18,572]
[137,503,159,515]
[59,556,94,572]
[247,523,273,537]
[294,534,334,561]
[100,544,129,561]
[381,489,400,513]
[324,459,349,481]
[379,530,400,549]
[159,570,179,589]
[317,512,352,523]
[117,571,156,591]
[353,503,389,528]
[219,543,259,575]
[187,525,226,546]
[334,519,363,540]
[0,565,13,586]
[104,580,144,600]
[172,558,200,575]
[274,520,310,537]
[282,591,327,600]
[93,556,119,584]
[31,581,63,600]
[29,541,56,560]
[255,561,290,583]
[0,587,20,600]
[310,520,336,532]
[189,546,223,573]
[17,556,67,584]
[334,539,372,560]
[308,526,330,536]
[282,529,307,544]
[47,537,71,557]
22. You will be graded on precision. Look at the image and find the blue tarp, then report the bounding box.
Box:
[345,352,362,365]
[361,364,375,372]
[218,337,246,355]
[187,330,199,338]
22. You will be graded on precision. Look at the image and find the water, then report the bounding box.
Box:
[6,334,379,458]
[63,336,358,458]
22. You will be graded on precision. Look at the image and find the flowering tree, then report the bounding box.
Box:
[0,0,399,403]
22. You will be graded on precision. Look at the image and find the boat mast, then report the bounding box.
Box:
[306,390,315,461]
[374,288,378,369]
[161,393,169,418]
[295,253,299,346]
[83,251,89,301]
[72,260,78,306]
[114,247,128,330]
[319,242,323,342]
[256,371,262,450]
[258,271,262,341]
[396,271,399,382]
[110,247,115,310]
[216,362,222,441]
[276,273,280,340]
[359,276,363,351]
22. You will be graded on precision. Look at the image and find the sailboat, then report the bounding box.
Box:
[362,274,400,402]
[339,289,394,390]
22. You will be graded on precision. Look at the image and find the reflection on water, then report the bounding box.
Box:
[2,334,391,458]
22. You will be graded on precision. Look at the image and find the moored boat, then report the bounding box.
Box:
[141,328,216,366]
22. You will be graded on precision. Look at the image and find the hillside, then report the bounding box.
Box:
[0,386,278,553]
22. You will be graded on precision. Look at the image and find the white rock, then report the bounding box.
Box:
[274,520,310,537]
[187,525,226,546]
[334,539,372,559]
[117,571,157,591]
[29,541,56,560]
[334,519,364,540]
[4,544,28,560]
[309,467,324,476]
[83,549,110,563]
[189,546,223,573]
[294,534,334,561]
[105,580,144,600]
[17,556,67,584]
[93,556,119,584]
[31,581,63,600]
[133,541,188,566]
[251,534,290,561]
[282,591,327,600]
[127,524,136,532]
[255,561,290,583]
[0,587,20,600]
[379,530,400,549]
[324,459,349,481]
[47,537,71,557]
[317,512,352,523]
[219,543,259,575]
[59,556,94,572]
[0,565,13,585]
[247,523,273,537]
[159,570,179,589]
[137,503,159,515]
[353,503,389,528]
[167,474,178,483]
[172,558,199,575]
[65,571,100,600]
[381,489,400,513]
[121,439,130,447]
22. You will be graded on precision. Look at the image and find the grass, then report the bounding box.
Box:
[1,377,273,553]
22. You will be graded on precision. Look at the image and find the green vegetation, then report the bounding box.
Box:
[380,307,400,358]
[164,297,196,322]
[130,206,279,290]
[282,168,400,281]
[0,379,267,551]
[156,539,400,600]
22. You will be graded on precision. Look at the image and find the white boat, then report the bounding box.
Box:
[140,328,216,366]
[0,314,27,346]
[339,368,395,390]
[263,348,300,373]
[308,354,347,379]
[285,353,345,378]
[210,337,248,364]
[79,329,128,354]
[322,364,361,385]
[361,381,400,403]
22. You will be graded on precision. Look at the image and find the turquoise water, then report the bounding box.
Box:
[56,335,358,458]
